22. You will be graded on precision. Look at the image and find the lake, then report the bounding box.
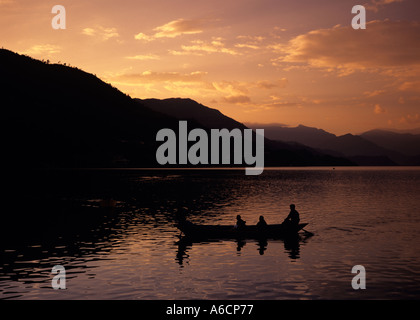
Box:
[1,167,420,299]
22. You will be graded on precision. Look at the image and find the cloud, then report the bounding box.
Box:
[112,70,207,84]
[82,28,96,36]
[171,38,239,56]
[374,104,386,114]
[364,90,386,97]
[399,113,420,124]
[234,35,265,50]
[237,35,266,42]
[212,81,248,96]
[125,54,160,61]
[256,79,288,89]
[223,95,252,104]
[264,101,301,108]
[108,70,219,98]
[364,0,404,12]
[134,18,208,41]
[22,44,61,57]
[399,81,420,92]
[212,79,289,105]
[279,20,420,74]
[212,79,289,95]
[208,80,252,104]
[234,43,260,50]
[134,33,152,41]
[82,26,119,41]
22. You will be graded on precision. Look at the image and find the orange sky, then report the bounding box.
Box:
[1,0,419,135]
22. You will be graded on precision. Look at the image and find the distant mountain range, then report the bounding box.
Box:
[360,129,420,156]
[1,48,353,169]
[245,124,420,166]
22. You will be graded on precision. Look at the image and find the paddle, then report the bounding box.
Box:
[302,229,314,236]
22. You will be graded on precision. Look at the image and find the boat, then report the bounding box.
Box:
[177,221,309,240]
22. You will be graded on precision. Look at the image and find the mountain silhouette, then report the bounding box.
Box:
[360,129,420,157]
[140,98,354,166]
[247,124,420,165]
[1,48,354,169]
[1,48,185,168]
[378,127,420,135]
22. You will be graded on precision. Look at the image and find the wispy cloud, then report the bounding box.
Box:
[399,80,420,92]
[234,43,260,50]
[364,0,404,12]
[125,54,160,61]
[223,95,252,104]
[82,26,119,41]
[212,81,249,96]
[134,18,209,41]
[112,70,208,84]
[374,104,386,114]
[364,90,386,97]
[263,101,301,109]
[234,35,265,50]
[256,79,288,89]
[22,44,61,57]
[170,38,239,56]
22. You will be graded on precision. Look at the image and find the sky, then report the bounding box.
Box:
[1,0,419,135]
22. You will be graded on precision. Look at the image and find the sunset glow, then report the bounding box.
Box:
[1,0,419,134]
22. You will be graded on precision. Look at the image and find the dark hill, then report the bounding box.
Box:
[1,48,354,170]
[1,48,178,168]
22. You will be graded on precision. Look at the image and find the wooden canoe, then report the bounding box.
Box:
[177,221,309,239]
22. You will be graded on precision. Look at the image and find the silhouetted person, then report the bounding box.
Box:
[236,239,246,252]
[284,235,300,259]
[284,204,300,227]
[235,215,246,229]
[257,239,268,255]
[256,215,268,229]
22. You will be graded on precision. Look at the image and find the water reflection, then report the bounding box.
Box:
[257,239,268,255]
[236,239,246,253]
[175,233,313,267]
[2,168,420,299]
[0,203,122,296]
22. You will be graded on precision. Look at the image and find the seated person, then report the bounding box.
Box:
[256,215,268,229]
[283,204,300,226]
[235,215,246,229]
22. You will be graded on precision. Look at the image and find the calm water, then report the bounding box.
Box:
[1,167,420,299]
